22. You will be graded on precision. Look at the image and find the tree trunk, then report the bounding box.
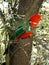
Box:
[10,0,43,65]
[10,38,32,65]
[18,0,34,15]
[18,0,43,21]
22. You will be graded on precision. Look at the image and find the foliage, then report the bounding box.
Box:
[31,1,49,65]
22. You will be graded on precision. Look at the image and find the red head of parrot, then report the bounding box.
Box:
[16,31,33,41]
[29,14,42,28]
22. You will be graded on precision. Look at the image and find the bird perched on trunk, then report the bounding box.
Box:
[4,13,42,54]
[10,13,42,40]
[15,13,42,41]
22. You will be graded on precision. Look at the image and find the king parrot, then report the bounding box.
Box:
[15,13,42,41]
[4,13,42,55]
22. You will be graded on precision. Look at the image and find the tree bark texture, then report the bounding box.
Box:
[10,37,32,65]
[18,0,34,15]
